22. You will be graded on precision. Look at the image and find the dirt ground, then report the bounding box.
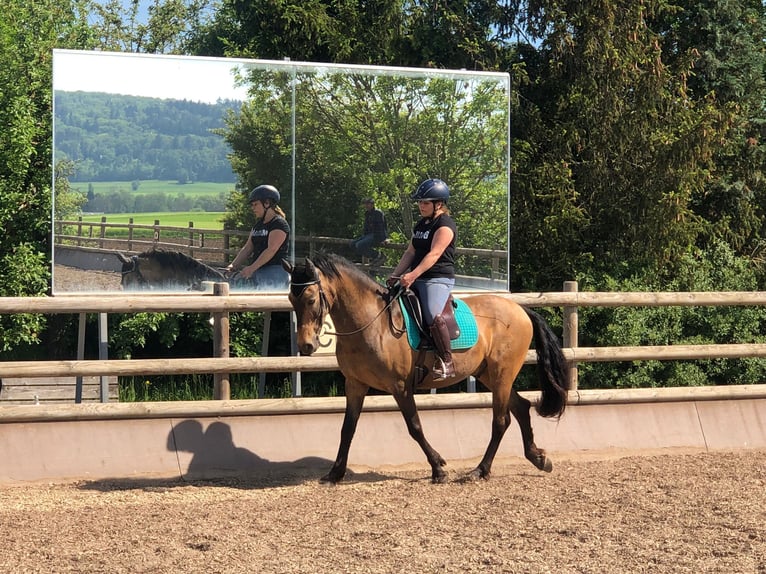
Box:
[53,265,122,292]
[0,449,763,574]
[39,267,766,572]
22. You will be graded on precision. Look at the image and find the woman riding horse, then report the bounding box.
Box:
[284,253,570,484]
[388,178,457,381]
[227,184,291,290]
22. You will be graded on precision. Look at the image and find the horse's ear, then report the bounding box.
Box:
[116,252,131,264]
[305,257,319,280]
[281,259,293,274]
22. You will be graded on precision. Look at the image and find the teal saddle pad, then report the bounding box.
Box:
[398,297,479,351]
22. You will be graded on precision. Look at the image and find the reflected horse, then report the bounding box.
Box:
[117,249,226,291]
[283,253,571,484]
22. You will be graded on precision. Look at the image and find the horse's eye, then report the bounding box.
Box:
[307,297,317,306]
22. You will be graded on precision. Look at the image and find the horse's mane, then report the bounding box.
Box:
[305,252,381,290]
[140,249,223,278]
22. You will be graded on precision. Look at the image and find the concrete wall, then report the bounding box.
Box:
[1,386,764,483]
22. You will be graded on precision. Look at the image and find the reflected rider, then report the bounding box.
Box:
[226,185,290,290]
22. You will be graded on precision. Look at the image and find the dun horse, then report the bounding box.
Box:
[284,253,570,484]
[117,249,226,290]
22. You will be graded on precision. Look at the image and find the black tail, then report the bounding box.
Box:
[526,308,570,418]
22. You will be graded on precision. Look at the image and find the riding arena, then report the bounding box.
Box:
[2,247,766,572]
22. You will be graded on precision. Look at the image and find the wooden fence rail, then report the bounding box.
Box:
[2,289,766,400]
[0,344,764,380]
[54,218,508,277]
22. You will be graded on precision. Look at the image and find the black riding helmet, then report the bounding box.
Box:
[411,178,450,202]
[249,184,280,204]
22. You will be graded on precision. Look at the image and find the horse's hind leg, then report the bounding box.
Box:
[392,392,448,483]
[510,388,553,472]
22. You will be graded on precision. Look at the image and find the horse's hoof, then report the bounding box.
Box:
[431,471,448,484]
[319,473,343,485]
[465,468,489,482]
[537,457,553,473]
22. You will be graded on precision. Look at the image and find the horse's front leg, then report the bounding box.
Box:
[322,379,368,484]
[392,390,447,483]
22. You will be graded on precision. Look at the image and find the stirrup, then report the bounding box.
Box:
[432,357,455,381]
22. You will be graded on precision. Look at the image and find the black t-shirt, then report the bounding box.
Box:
[410,214,456,279]
[250,215,290,267]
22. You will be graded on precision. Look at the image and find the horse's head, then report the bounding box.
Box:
[283,257,328,355]
[117,252,145,290]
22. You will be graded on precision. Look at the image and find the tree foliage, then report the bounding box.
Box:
[89,0,210,54]
[221,70,509,275]
[55,92,238,182]
[190,0,511,69]
[3,0,766,390]
[0,0,93,349]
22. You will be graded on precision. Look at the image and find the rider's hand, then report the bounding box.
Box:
[399,272,415,289]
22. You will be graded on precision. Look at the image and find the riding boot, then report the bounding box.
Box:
[429,314,455,381]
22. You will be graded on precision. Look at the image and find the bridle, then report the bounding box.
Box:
[290,279,330,334]
[290,277,404,337]
[121,256,147,287]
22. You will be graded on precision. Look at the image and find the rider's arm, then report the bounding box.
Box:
[243,229,288,275]
[389,243,416,284]
[227,237,254,272]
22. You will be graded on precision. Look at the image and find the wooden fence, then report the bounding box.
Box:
[54,218,508,281]
[2,286,766,404]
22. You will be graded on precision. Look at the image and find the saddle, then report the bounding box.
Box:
[395,288,478,351]
[399,290,460,340]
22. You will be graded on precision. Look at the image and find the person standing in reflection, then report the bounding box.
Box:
[351,198,388,264]
[387,178,456,380]
[226,185,290,290]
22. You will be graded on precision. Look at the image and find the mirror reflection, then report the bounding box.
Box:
[52,50,509,294]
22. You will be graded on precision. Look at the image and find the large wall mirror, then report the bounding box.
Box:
[52,50,510,294]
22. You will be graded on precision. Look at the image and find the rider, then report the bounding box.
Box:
[387,178,457,380]
[226,184,290,290]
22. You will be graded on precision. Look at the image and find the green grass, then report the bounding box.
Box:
[80,211,226,229]
[72,180,235,198]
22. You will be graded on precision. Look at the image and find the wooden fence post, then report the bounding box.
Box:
[188,221,195,258]
[562,280,579,390]
[99,216,107,249]
[128,217,134,251]
[258,312,271,398]
[212,282,230,400]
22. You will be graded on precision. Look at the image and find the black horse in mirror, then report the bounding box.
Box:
[117,249,226,291]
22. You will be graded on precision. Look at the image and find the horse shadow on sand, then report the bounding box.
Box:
[78,419,391,492]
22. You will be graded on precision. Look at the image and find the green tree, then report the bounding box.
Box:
[656,0,766,269]
[89,0,210,54]
[0,0,93,350]
[189,0,513,69]
[510,1,726,290]
[222,69,509,277]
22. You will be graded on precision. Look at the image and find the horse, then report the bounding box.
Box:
[282,253,571,484]
[117,249,227,291]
